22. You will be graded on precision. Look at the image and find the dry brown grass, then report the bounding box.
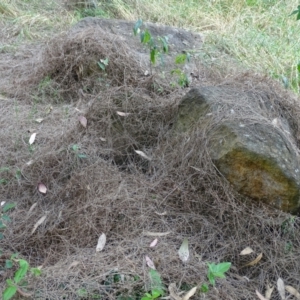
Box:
[1,11,300,300]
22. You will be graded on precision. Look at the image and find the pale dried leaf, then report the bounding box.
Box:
[1,201,5,206]
[182,286,197,300]
[145,255,156,269]
[100,137,106,142]
[240,247,254,255]
[135,150,152,161]
[31,215,47,234]
[35,118,44,123]
[277,278,285,300]
[96,233,106,252]
[168,283,182,300]
[243,253,262,267]
[256,290,268,300]
[116,111,130,117]
[150,239,158,248]
[178,238,189,263]
[26,160,33,166]
[265,284,274,300]
[38,183,47,194]
[45,105,53,114]
[68,261,80,270]
[154,211,167,216]
[286,285,300,299]
[78,115,87,128]
[143,231,171,237]
[272,118,279,126]
[29,132,37,145]
[28,203,37,213]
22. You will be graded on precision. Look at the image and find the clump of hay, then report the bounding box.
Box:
[1,23,300,300]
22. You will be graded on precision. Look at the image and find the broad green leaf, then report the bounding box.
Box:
[3,285,17,300]
[159,36,168,53]
[207,271,215,285]
[5,260,13,269]
[0,221,6,229]
[213,262,231,275]
[290,6,300,20]
[200,284,209,293]
[14,259,29,283]
[133,19,143,35]
[141,29,151,44]
[152,289,162,298]
[2,215,11,222]
[2,203,15,213]
[97,62,105,71]
[31,267,42,276]
[149,269,164,296]
[150,48,157,64]
[297,62,300,73]
[175,53,187,64]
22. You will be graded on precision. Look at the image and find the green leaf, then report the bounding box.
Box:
[0,221,6,229]
[149,269,164,296]
[212,262,231,275]
[175,53,187,64]
[133,19,143,36]
[151,289,162,298]
[150,48,157,64]
[5,260,13,269]
[100,58,109,66]
[200,283,209,293]
[290,6,300,20]
[14,259,29,283]
[2,215,11,222]
[3,203,16,213]
[207,271,215,286]
[31,267,42,276]
[97,62,106,71]
[3,285,17,300]
[141,29,151,44]
[0,232,3,239]
[297,62,300,73]
[159,36,168,53]
[77,154,87,159]
[141,297,151,300]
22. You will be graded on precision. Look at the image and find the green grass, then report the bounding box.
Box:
[1,0,300,92]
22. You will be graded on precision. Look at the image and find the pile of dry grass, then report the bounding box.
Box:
[1,23,300,300]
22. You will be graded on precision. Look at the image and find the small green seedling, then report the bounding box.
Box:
[290,5,300,20]
[0,202,16,240]
[97,58,109,71]
[133,19,168,71]
[71,144,87,159]
[2,257,41,300]
[207,262,231,286]
[142,269,165,300]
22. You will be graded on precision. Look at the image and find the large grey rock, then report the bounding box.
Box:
[176,86,300,213]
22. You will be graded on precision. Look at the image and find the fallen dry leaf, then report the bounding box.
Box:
[68,261,80,270]
[150,238,158,248]
[277,278,285,300]
[178,238,189,263]
[265,283,274,300]
[145,255,156,269]
[31,215,47,234]
[78,115,87,128]
[168,283,182,300]
[154,211,167,216]
[143,231,171,237]
[116,111,130,117]
[28,203,37,213]
[242,253,262,267]
[29,132,37,145]
[256,290,268,300]
[240,247,254,255]
[96,233,106,252]
[135,150,152,161]
[1,201,5,206]
[182,286,197,300]
[38,183,47,194]
[100,137,106,142]
[35,118,44,123]
[286,285,300,299]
